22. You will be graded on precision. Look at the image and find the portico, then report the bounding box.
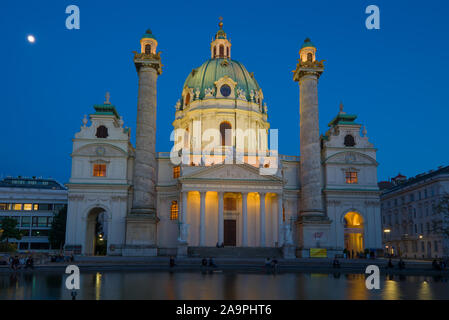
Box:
[178,164,284,248]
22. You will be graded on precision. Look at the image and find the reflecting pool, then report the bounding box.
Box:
[0,270,448,300]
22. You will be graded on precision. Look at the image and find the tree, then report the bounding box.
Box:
[0,218,22,245]
[48,206,67,250]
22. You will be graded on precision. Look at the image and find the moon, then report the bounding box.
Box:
[27,35,35,43]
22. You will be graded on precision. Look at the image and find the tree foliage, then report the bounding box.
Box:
[0,218,22,245]
[48,206,67,250]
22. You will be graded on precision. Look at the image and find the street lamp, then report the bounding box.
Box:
[384,229,391,256]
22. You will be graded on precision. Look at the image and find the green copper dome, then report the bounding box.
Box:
[183,58,261,101]
[301,38,315,49]
[141,29,156,40]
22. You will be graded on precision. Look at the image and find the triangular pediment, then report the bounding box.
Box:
[180,163,282,182]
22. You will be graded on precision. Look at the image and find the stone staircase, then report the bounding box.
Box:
[188,247,282,258]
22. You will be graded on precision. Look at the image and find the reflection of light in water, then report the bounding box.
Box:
[418,280,432,300]
[382,279,399,300]
[95,273,102,300]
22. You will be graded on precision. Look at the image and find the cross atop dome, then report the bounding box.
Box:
[211,17,231,59]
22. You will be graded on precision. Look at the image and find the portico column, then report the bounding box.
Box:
[277,194,283,246]
[218,192,224,245]
[259,192,266,247]
[242,192,248,246]
[199,191,206,246]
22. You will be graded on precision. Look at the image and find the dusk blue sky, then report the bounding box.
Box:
[1,0,448,184]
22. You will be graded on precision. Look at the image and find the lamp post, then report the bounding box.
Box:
[384,229,391,256]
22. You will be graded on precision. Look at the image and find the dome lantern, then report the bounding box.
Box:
[211,17,231,59]
[140,29,158,55]
[299,37,317,62]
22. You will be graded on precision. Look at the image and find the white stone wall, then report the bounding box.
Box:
[66,111,133,255]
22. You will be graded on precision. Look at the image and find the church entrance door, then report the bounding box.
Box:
[224,220,236,246]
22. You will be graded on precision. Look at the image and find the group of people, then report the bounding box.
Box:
[201,257,217,268]
[215,242,225,248]
[9,255,34,271]
[343,249,373,259]
[264,257,279,272]
[387,258,406,270]
[432,259,447,271]
[50,253,74,263]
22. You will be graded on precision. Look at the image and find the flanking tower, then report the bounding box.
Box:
[293,38,331,257]
[124,29,162,256]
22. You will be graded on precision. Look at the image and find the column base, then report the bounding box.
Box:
[124,213,159,255]
[282,244,296,259]
[296,215,332,257]
[177,242,188,258]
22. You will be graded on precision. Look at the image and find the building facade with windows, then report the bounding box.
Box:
[65,22,382,257]
[380,166,449,259]
[0,177,67,251]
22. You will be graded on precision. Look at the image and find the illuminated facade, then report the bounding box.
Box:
[380,166,449,259]
[65,23,382,257]
[0,177,67,251]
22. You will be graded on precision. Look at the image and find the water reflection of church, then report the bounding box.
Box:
[64,20,382,258]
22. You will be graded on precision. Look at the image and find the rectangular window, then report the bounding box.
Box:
[38,204,53,211]
[0,203,8,210]
[23,204,32,211]
[173,166,180,179]
[170,201,179,220]
[31,229,49,237]
[345,171,358,184]
[21,216,31,227]
[224,198,237,211]
[33,204,39,211]
[38,217,48,227]
[30,242,50,250]
[93,164,107,177]
[13,204,22,211]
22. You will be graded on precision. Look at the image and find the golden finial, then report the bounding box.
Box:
[218,16,223,29]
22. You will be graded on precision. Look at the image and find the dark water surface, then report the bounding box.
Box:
[0,270,448,300]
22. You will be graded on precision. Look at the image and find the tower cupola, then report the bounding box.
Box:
[211,17,231,59]
[140,29,158,55]
[299,38,317,62]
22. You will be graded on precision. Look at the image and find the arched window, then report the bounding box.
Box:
[184,93,190,106]
[145,44,152,54]
[219,45,224,57]
[96,126,108,138]
[220,122,232,146]
[344,134,355,147]
[213,46,217,57]
[307,52,313,62]
[226,47,229,57]
[170,201,178,220]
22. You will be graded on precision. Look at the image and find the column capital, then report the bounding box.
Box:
[293,60,324,82]
[134,53,162,75]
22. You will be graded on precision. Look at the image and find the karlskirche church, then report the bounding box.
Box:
[65,21,382,258]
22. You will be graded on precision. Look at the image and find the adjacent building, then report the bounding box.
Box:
[0,176,67,251]
[380,165,449,259]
